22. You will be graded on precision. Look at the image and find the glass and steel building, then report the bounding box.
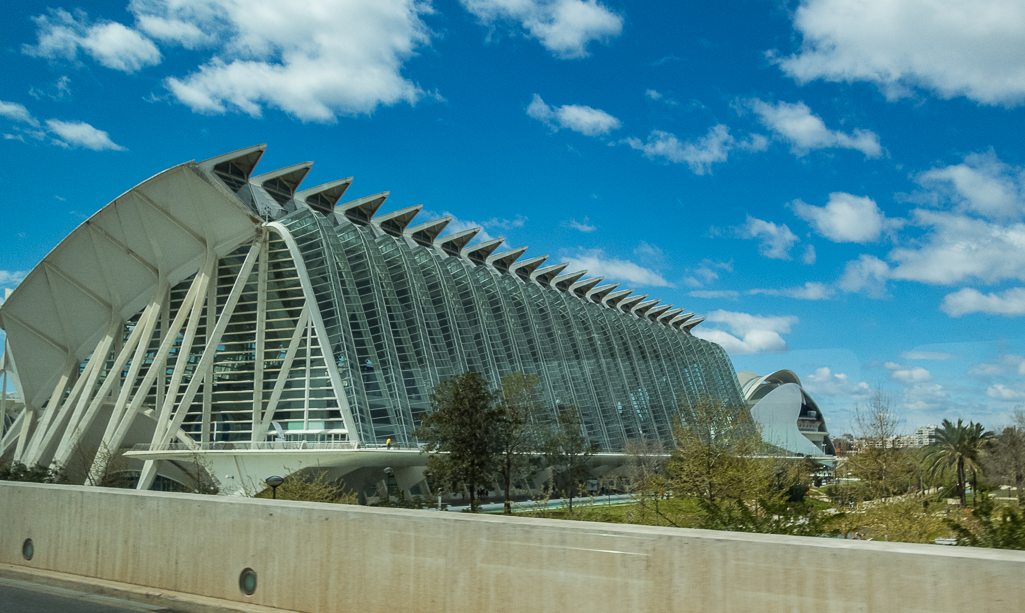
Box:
[0,145,744,492]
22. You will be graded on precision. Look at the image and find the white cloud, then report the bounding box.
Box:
[792,192,898,243]
[776,0,1025,106]
[623,125,768,175]
[461,0,623,59]
[736,215,799,260]
[561,217,597,232]
[29,76,72,101]
[45,120,127,151]
[689,290,739,300]
[803,367,871,398]
[885,361,932,384]
[941,287,1025,317]
[645,89,678,105]
[748,99,881,157]
[527,94,621,136]
[633,241,664,261]
[129,0,431,121]
[692,310,797,355]
[24,9,161,73]
[801,244,816,264]
[987,384,1025,401]
[0,101,40,127]
[748,282,835,300]
[561,248,672,287]
[969,354,1025,377]
[483,214,528,230]
[903,383,948,411]
[0,100,125,152]
[917,151,1025,221]
[889,210,1025,286]
[837,254,889,298]
[684,259,732,287]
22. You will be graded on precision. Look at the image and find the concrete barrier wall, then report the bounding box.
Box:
[2,482,1024,613]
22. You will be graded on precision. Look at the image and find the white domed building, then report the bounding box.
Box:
[738,370,834,457]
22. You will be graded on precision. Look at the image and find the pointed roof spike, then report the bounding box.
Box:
[296,178,353,215]
[618,293,647,312]
[669,312,696,328]
[572,276,604,298]
[251,162,314,206]
[682,316,706,331]
[405,216,452,247]
[647,303,672,321]
[374,205,423,237]
[487,246,529,274]
[633,298,660,316]
[436,227,481,256]
[658,308,685,323]
[534,263,569,287]
[337,191,389,225]
[602,288,634,307]
[464,237,505,265]
[198,144,267,192]
[553,269,587,292]
[586,282,618,302]
[511,255,549,281]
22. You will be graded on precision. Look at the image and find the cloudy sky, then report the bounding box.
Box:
[3,0,1025,434]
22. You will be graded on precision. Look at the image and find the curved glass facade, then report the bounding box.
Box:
[0,146,746,487]
[272,205,744,451]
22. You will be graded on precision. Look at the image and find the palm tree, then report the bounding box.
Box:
[925,419,993,507]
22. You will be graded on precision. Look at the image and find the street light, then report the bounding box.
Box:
[265,475,284,499]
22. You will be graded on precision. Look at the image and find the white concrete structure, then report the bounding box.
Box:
[3,482,1025,613]
[0,145,745,496]
[738,370,834,457]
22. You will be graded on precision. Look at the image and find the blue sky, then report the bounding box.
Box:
[3,0,1025,434]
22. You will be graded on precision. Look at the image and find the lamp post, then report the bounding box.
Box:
[265,475,284,499]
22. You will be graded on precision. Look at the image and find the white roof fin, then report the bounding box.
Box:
[251,162,314,206]
[534,263,570,287]
[296,178,353,215]
[337,192,389,225]
[633,298,660,316]
[647,303,671,321]
[511,255,549,281]
[617,293,646,312]
[198,144,267,192]
[587,282,619,302]
[464,238,505,265]
[487,246,529,274]
[374,205,423,237]
[572,276,604,298]
[436,227,481,256]
[405,216,452,247]
[682,316,705,331]
[553,269,587,291]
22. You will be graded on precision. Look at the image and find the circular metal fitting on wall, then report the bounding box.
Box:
[22,538,34,561]
[239,567,257,595]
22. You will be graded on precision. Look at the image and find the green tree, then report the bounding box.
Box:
[496,371,544,515]
[666,397,771,507]
[414,372,503,512]
[926,418,993,507]
[948,492,1025,549]
[542,405,598,513]
[846,390,913,500]
[982,409,1025,506]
